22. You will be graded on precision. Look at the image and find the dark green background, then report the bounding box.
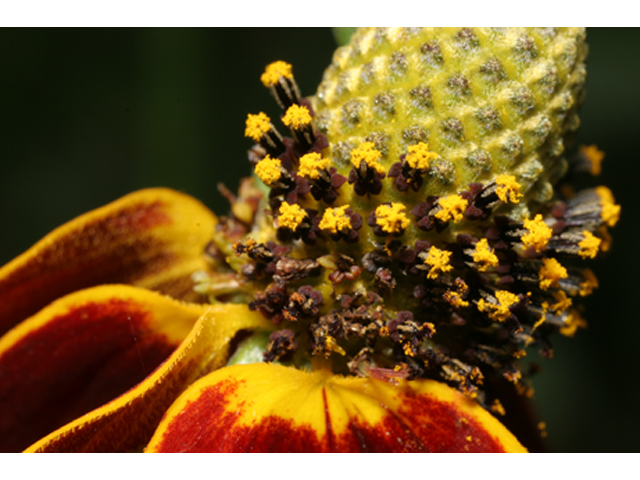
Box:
[0,28,638,452]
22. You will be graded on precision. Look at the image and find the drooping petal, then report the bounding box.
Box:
[0,188,216,336]
[0,285,271,452]
[146,363,526,453]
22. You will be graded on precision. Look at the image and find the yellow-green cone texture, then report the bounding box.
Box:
[313,27,587,220]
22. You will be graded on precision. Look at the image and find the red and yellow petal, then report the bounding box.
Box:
[146,363,526,453]
[0,188,216,336]
[0,285,271,452]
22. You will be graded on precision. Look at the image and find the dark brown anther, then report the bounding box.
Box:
[272,257,321,288]
[374,268,396,295]
[264,329,298,363]
[282,285,324,322]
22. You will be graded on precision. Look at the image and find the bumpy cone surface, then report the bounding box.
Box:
[200,27,618,417]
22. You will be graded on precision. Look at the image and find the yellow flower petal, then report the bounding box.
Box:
[0,188,216,336]
[146,363,526,452]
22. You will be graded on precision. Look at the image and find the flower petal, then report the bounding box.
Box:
[0,188,216,335]
[146,363,526,453]
[0,285,271,452]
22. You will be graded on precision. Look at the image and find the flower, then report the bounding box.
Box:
[0,28,620,453]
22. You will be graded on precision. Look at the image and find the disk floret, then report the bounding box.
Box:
[200,28,620,413]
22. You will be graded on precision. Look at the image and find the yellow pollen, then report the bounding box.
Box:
[580,145,605,176]
[244,112,271,141]
[579,269,598,297]
[546,290,572,314]
[444,289,469,308]
[560,311,587,337]
[254,155,282,186]
[473,238,499,271]
[282,104,312,130]
[477,290,519,322]
[350,141,385,174]
[494,174,523,203]
[375,203,410,234]
[319,205,352,234]
[298,152,330,180]
[405,142,438,170]
[403,343,415,357]
[596,186,621,227]
[434,195,468,223]
[538,257,568,290]
[260,60,293,87]
[578,231,601,259]
[325,336,346,356]
[424,246,453,280]
[521,214,552,252]
[277,202,307,231]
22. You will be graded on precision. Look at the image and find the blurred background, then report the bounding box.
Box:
[0,28,638,452]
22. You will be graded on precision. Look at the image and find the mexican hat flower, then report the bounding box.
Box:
[0,28,620,453]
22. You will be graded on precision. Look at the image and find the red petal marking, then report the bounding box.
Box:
[0,188,216,335]
[0,295,178,452]
[148,364,525,453]
[21,302,270,453]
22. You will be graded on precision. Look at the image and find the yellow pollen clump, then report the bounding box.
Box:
[580,145,605,176]
[434,195,468,223]
[405,142,438,170]
[277,202,307,231]
[521,214,552,252]
[319,205,352,234]
[444,290,469,308]
[579,269,598,296]
[375,203,410,234]
[538,257,568,290]
[260,60,293,87]
[596,186,621,227]
[578,231,601,259]
[254,155,282,186]
[560,311,587,337]
[473,238,498,271]
[494,174,523,203]
[282,104,312,130]
[244,112,271,141]
[298,152,330,180]
[424,246,453,280]
[477,290,519,322]
[350,141,385,174]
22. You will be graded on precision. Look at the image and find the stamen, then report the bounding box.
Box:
[405,142,438,170]
[538,257,568,290]
[298,153,330,180]
[424,246,453,280]
[374,203,410,234]
[522,214,552,252]
[254,155,282,186]
[245,113,285,156]
[494,174,523,204]
[559,311,587,337]
[277,202,307,231]
[595,186,621,227]
[472,238,499,271]
[477,290,519,322]
[282,104,315,149]
[260,61,301,109]
[579,145,605,176]
[578,230,601,259]
[350,141,385,174]
[319,205,352,234]
[434,195,468,223]
[579,269,599,296]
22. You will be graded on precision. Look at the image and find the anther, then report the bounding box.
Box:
[538,257,568,290]
[245,112,285,157]
[521,214,552,253]
[578,230,601,259]
[260,61,301,109]
[388,142,437,192]
[348,142,386,196]
[434,195,468,223]
[422,246,453,280]
[370,203,410,236]
[471,238,499,271]
[282,104,315,150]
[477,290,520,322]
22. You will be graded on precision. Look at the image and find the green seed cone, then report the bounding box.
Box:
[312,27,587,220]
